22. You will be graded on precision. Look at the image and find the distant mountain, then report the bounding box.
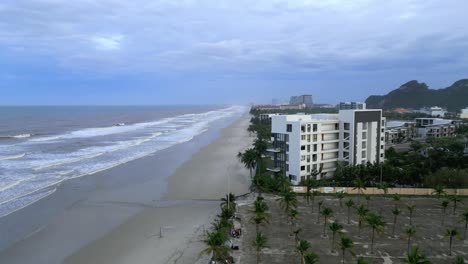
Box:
[365,79,468,112]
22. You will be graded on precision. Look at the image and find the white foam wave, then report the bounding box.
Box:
[33,152,105,171]
[0,153,26,161]
[0,134,33,139]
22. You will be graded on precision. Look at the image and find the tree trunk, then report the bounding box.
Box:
[407,237,411,253]
[257,251,260,264]
[453,202,457,215]
[393,215,397,237]
[465,222,467,240]
[442,208,446,226]
[342,249,345,264]
[409,212,412,225]
[449,236,453,256]
[347,208,350,224]
[323,218,327,236]
[371,228,375,254]
[331,232,335,252]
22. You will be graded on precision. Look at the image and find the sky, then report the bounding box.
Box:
[0,0,467,105]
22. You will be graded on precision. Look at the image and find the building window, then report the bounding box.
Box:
[313,154,317,162]
[307,135,311,142]
[301,166,305,171]
[301,135,306,140]
[313,135,318,142]
[381,153,384,158]
[307,124,311,132]
[301,145,306,150]
[362,142,366,148]
[313,124,318,132]
[286,164,289,171]
[313,144,317,152]
[286,124,292,132]
[344,123,350,130]
[307,145,311,152]
[301,155,306,161]
[381,145,384,149]
[301,125,306,133]
[362,150,366,157]
[362,123,367,130]
[362,132,367,140]
[307,165,310,172]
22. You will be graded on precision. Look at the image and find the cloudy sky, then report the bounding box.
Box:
[1,0,467,105]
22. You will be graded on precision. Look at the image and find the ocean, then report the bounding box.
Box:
[0,105,246,219]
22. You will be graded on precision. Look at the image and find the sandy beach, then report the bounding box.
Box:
[63,115,253,264]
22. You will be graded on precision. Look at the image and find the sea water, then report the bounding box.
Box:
[0,105,246,218]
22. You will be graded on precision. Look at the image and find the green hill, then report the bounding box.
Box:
[365,79,468,112]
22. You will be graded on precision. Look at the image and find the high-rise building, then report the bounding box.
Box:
[267,109,385,185]
[338,102,366,110]
[290,95,313,107]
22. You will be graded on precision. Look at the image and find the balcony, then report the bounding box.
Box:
[267,167,281,173]
[266,148,281,153]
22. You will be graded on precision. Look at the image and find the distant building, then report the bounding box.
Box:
[461,107,468,119]
[415,106,447,117]
[253,104,306,111]
[290,95,313,107]
[415,118,461,138]
[268,109,385,184]
[385,121,416,144]
[338,102,366,110]
[259,113,280,122]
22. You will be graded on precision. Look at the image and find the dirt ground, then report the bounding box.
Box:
[235,194,468,264]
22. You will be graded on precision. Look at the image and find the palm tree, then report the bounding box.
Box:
[239,148,257,178]
[406,204,416,225]
[393,194,401,208]
[454,256,465,264]
[339,235,354,264]
[304,252,319,264]
[277,191,298,215]
[449,195,463,215]
[221,192,236,211]
[312,190,321,212]
[321,207,334,236]
[200,230,230,261]
[251,213,270,235]
[432,185,446,200]
[441,200,449,226]
[253,232,268,264]
[253,197,269,214]
[336,191,346,208]
[405,226,416,253]
[392,207,402,237]
[329,221,343,252]
[365,195,371,208]
[345,199,355,224]
[289,209,300,228]
[365,212,386,254]
[293,228,302,244]
[445,229,460,256]
[356,204,369,237]
[405,246,431,264]
[461,209,468,240]
[296,240,311,264]
[316,200,324,224]
[353,178,367,200]
[357,256,369,264]
[304,178,318,205]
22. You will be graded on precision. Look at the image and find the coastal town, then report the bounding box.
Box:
[201,93,468,264]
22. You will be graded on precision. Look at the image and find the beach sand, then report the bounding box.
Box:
[63,115,253,264]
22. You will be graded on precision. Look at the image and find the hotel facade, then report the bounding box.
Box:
[268,110,386,185]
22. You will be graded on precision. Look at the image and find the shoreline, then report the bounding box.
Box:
[63,114,253,264]
[0,113,252,264]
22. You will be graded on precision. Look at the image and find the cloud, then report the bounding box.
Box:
[0,0,467,78]
[91,35,123,51]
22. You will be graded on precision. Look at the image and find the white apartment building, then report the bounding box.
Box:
[461,107,468,119]
[415,118,461,138]
[269,109,385,185]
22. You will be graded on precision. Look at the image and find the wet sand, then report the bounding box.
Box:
[63,116,253,264]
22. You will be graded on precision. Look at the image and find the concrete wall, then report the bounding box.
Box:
[292,186,468,196]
